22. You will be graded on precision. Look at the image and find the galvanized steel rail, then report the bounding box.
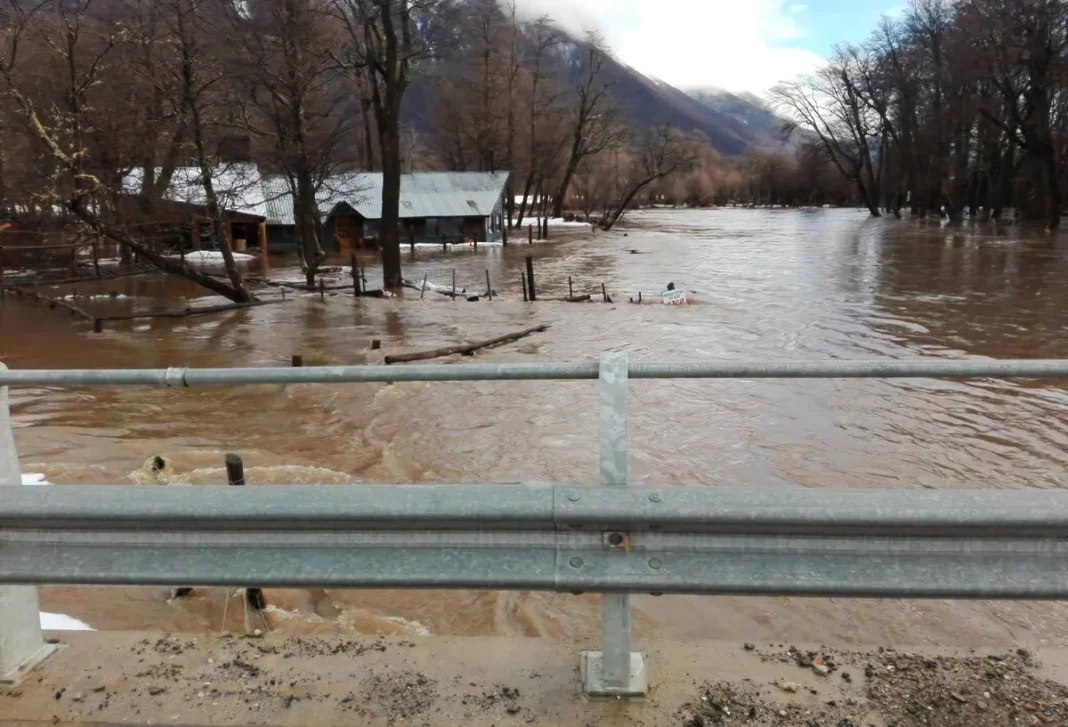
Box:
[2,355,1068,693]
[3,358,1068,386]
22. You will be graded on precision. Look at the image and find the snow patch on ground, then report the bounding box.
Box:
[40,612,94,631]
[546,217,594,228]
[60,293,129,301]
[21,473,50,485]
[411,241,505,250]
[167,250,257,263]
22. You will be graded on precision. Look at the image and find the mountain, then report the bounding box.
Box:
[559,43,792,156]
[403,30,792,158]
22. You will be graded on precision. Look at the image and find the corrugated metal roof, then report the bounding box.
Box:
[123,164,272,219]
[123,168,509,225]
[319,172,509,221]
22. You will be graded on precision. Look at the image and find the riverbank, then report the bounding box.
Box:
[4,631,1068,726]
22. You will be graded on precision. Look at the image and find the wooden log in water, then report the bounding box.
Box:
[292,355,303,367]
[9,287,96,322]
[563,294,592,302]
[384,324,551,364]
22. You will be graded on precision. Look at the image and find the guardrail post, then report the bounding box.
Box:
[0,363,57,683]
[581,352,647,696]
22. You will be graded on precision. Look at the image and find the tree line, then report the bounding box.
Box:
[0,0,708,296]
[771,0,1068,228]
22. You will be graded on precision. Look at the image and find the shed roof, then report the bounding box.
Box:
[124,167,509,226]
[320,172,509,222]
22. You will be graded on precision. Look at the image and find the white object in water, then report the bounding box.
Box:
[662,289,687,305]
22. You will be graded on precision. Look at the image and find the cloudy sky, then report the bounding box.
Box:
[511,0,903,96]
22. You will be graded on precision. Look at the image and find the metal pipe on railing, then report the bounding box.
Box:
[2,359,1068,388]
[630,359,1068,380]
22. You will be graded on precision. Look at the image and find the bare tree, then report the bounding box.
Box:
[227,0,353,286]
[0,0,254,301]
[551,35,626,219]
[169,0,253,300]
[332,0,448,288]
[513,15,561,228]
[771,48,882,217]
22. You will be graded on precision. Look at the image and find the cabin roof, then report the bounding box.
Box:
[124,166,509,226]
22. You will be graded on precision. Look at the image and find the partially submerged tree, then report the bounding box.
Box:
[600,125,698,230]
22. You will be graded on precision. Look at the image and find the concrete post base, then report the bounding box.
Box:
[1,367,56,684]
[580,651,647,696]
[0,588,57,684]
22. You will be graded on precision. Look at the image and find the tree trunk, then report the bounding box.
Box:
[856,176,882,218]
[603,177,658,230]
[552,156,579,220]
[295,169,323,286]
[515,172,534,228]
[361,98,376,171]
[70,207,251,302]
[379,119,403,288]
[1045,150,1061,230]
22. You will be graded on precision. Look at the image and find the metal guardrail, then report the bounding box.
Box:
[2,355,1068,694]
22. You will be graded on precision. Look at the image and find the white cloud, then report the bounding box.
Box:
[509,0,825,96]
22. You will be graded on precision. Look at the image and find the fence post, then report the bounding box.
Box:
[581,351,646,696]
[0,363,57,683]
[226,454,264,631]
[525,256,536,301]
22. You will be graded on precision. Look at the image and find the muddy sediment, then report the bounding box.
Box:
[7,633,1068,726]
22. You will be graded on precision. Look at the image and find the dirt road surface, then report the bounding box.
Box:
[4,631,1068,726]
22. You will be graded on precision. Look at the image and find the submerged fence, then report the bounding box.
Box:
[2,355,1068,693]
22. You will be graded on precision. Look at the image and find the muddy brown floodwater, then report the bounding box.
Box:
[2,208,1068,649]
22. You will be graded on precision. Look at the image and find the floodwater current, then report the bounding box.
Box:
[2,208,1068,647]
